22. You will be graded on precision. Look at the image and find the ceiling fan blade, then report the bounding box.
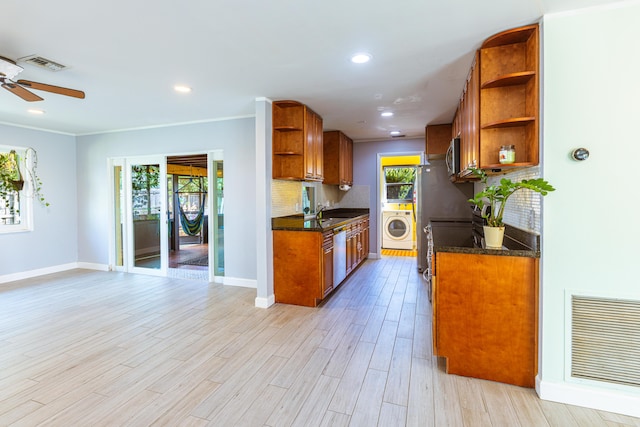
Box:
[2,82,44,102]
[17,79,85,99]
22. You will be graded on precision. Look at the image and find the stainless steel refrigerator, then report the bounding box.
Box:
[415,159,474,272]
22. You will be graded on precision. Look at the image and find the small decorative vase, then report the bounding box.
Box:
[483,226,505,249]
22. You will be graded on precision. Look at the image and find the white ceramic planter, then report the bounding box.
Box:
[483,226,505,249]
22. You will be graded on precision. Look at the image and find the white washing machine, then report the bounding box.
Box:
[382,210,414,250]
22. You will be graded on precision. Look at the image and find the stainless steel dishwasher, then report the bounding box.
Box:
[333,226,347,286]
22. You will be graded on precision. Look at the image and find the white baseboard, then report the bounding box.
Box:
[0,262,81,284]
[222,276,257,289]
[538,379,640,418]
[255,294,275,309]
[368,252,381,259]
[77,262,110,271]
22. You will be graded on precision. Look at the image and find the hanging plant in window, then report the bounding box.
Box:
[0,147,49,207]
[0,150,23,205]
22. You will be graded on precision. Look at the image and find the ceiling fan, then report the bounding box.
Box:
[0,56,85,102]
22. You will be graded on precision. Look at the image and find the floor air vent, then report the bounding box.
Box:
[571,295,640,387]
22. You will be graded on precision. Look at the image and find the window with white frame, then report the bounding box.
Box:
[0,145,34,233]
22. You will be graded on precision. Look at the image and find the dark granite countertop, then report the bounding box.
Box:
[272,208,370,232]
[431,220,540,258]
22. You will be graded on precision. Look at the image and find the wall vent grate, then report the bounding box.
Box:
[571,295,640,387]
[18,55,67,72]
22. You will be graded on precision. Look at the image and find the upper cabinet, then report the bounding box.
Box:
[425,124,452,156]
[273,100,323,181]
[453,23,539,178]
[478,24,539,172]
[323,130,353,186]
[460,52,480,175]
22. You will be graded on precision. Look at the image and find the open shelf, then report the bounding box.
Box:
[483,162,536,171]
[272,100,323,181]
[482,117,536,129]
[481,25,537,49]
[274,126,302,132]
[273,100,303,108]
[481,71,535,89]
[273,151,302,155]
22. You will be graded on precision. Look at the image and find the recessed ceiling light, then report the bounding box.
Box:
[390,130,402,136]
[381,111,393,117]
[174,85,192,93]
[351,53,372,64]
[27,109,45,115]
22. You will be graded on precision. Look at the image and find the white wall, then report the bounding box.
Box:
[75,117,257,282]
[540,1,640,416]
[353,138,425,253]
[255,98,274,307]
[0,124,78,278]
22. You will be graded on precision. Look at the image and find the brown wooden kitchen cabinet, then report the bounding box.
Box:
[432,251,538,387]
[272,100,323,181]
[346,217,368,275]
[479,24,539,171]
[361,217,369,260]
[452,51,480,179]
[451,23,539,179]
[322,130,353,186]
[425,124,453,156]
[273,216,368,307]
[463,52,480,175]
[322,230,334,298]
[273,229,330,307]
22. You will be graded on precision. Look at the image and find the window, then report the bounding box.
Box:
[0,145,33,233]
[384,166,416,203]
[302,184,315,215]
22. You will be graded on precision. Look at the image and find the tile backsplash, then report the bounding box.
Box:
[271,180,302,218]
[479,166,542,233]
[271,180,371,218]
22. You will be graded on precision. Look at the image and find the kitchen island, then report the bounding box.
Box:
[430,220,539,387]
[272,209,369,307]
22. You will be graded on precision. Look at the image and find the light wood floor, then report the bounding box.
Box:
[1,256,639,426]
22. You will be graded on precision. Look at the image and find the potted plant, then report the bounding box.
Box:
[468,168,555,248]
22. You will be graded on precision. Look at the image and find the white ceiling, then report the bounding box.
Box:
[0,0,620,140]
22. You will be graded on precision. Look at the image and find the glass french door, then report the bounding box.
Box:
[124,156,168,275]
[210,157,224,278]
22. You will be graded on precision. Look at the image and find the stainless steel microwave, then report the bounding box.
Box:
[445,136,461,177]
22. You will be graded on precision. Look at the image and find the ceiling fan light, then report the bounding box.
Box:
[0,56,23,79]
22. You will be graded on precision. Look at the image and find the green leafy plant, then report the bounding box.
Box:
[384,166,416,200]
[24,147,49,207]
[0,147,49,208]
[1,150,24,207]
[468,168,555,227]
[384,166,416,183]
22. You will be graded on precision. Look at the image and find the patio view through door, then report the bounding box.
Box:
[111,156,168,275]
[129,157,168,274]
[111,153,226,280]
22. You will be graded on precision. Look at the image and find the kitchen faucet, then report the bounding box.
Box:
[316,204,327,220]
